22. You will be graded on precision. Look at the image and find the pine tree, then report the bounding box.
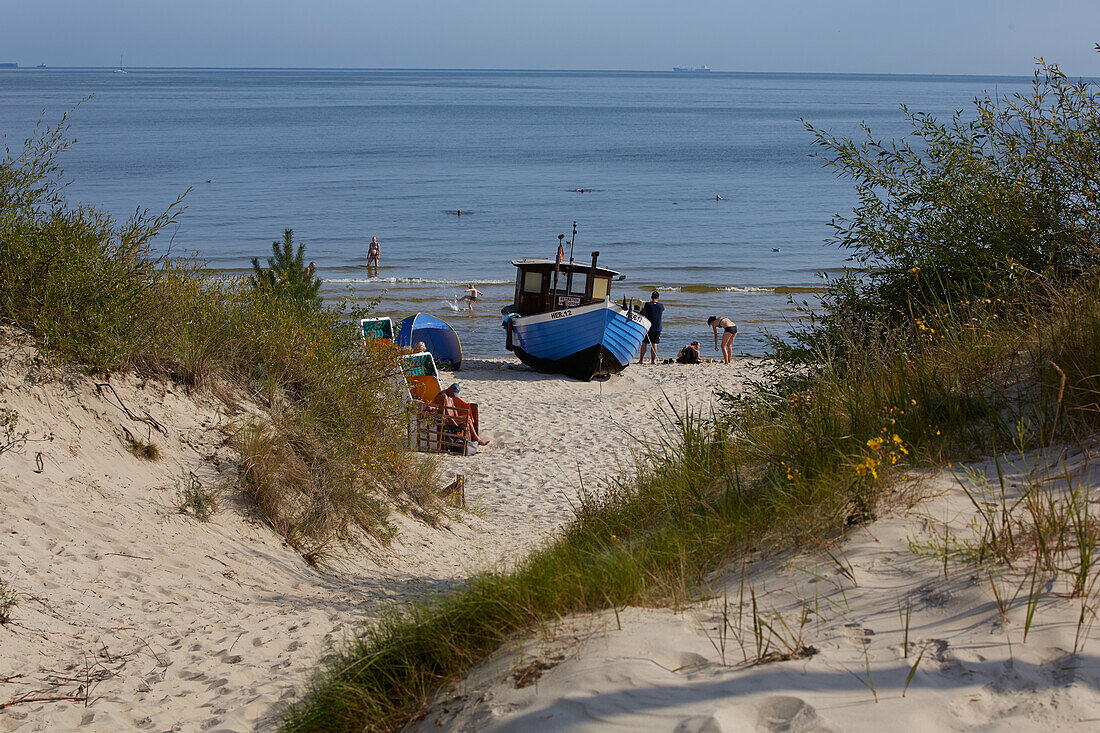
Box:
[250,229,322,310]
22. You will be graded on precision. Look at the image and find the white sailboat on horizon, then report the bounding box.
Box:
[114,54,127,73]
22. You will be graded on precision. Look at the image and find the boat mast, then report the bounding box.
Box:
[564,221,578,296]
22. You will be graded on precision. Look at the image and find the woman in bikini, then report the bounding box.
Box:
[707,316,737,364]
[367,236,380,275]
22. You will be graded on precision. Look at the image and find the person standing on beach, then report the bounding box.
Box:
[367,236,380,275]
[708,315,737,364]
[638,291,664,364]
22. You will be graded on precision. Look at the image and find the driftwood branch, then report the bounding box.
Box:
[94,382,168,435]
[0,693,87,710]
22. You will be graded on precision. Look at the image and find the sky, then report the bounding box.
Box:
[2,0,1097,76]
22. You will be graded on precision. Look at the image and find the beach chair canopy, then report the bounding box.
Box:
[395,313,462,369]
[399,351,441,402]
[361,317,394,340]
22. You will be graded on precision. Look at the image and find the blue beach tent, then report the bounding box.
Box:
[395,313,462,370]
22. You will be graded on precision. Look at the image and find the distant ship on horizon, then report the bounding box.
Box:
[673,65,710,72]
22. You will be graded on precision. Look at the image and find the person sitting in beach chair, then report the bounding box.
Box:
[429,383,488,452]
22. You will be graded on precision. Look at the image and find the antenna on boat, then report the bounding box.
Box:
[568,221,577,263]
[552,234,564,311]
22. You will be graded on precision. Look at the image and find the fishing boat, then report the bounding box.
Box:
[502,228,649,381]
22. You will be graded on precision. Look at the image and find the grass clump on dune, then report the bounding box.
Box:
[280,54,1100,732]
[0,113,438,557]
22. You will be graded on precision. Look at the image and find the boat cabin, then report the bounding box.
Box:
[509,251,619,317]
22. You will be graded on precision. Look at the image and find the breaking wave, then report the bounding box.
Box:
[324,277,513,285]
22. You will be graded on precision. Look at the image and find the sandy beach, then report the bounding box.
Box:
[0,341,758,732]
[6,340,1099,732]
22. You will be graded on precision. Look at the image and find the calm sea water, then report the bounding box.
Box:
[0,69,1031,357]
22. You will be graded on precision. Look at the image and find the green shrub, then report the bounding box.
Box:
[177,474,218,522]
[791,57,1100,358]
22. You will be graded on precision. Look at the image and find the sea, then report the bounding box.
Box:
[0,69,1032,357]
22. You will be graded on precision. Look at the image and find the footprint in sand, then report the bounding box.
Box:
[655,650,710,673]
[676,695,835,733]
[842,622,874,647]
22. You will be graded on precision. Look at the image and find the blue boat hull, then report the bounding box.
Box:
[506,302,650,381]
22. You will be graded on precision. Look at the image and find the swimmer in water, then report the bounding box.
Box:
[715,195,723,201]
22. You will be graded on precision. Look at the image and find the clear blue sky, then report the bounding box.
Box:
[3,0,1096,75]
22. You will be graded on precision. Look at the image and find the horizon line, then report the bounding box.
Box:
[1,65,1041,80]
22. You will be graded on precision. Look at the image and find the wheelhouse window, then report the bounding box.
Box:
[523,271,543,293]
[569,271,588,295]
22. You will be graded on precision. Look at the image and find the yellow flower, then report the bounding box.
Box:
[855,456,879,479]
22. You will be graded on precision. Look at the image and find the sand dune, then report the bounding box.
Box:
[0,337,757,731]
[410,451,1100,732]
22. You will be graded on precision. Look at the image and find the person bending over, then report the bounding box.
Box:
[708,316,737,364]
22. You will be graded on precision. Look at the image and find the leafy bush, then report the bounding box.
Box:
[792,57,1100,358]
